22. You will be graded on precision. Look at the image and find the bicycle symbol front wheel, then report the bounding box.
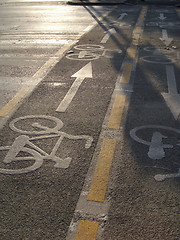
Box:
[0,147,43,174]
[66,52,99,61]
[74,44,104,51]
[10,115,63,135]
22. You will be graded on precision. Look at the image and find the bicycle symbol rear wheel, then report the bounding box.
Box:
[0,147,43,174]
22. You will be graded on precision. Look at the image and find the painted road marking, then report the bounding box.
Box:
[159,29,173,46]
[158,13,167,20]
[56,62,93,112]
[0,115,93,174]
[162,65,180,120]
[118,13,127,20]
[119,63,134,84]
[75,220,99,240]
[100,28,116,44]
[66,44,122,61]
[107,94,126,129]
[87,139,116,202]
[0,88,29,117]
[130,125,180,181]
[155,169,180,182]
[127,46,138,59]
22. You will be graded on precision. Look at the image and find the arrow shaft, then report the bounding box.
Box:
[56,77,84,112]
[160,13,165,18]
[166,65,178,94]
[101,28,116,44]
[118,13,126,20]
[162,29,168,38]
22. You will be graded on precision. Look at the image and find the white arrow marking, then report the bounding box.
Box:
[159,29,173,46]
[101,28,116,44]
[56,62,93,112]
[118,13,127,20]
[162,65,180,120]
[158,13,166,20]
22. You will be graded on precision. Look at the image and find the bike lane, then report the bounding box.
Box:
[0,5,142,240]
[103,5,180,240]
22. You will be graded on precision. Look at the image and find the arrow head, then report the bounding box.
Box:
[158,16,166,20]
[118,13,127,20]
[72,62,93,79]
[158,13,166,20]
[162,93,180,120]
[159,37,173,46]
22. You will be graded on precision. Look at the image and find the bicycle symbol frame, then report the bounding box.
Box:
[0,115,93,174]
[66,44,122,61]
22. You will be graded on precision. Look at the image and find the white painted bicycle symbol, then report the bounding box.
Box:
[140,47,179,64]
[130,125,180,181]
[0,115,93,174]
[66,44,122,61]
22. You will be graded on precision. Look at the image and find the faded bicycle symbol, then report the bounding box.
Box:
[140,47,179,64]
[0,115,93,174]
[130,125,180,181]
[66,44,122,61]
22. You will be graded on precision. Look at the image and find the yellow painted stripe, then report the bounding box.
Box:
[133,39,139,45]
[133,33,140,38]
[0,88,29,117]
[108,94,126,130]
[87,139,116,202]
[120,63,133,84]
[133,26,142,33]
[127,46,137,59]
[138,20,144,25]
[75,220,99,240]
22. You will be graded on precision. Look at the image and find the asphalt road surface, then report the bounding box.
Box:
[0,2,112,124]
[0,1,179,240]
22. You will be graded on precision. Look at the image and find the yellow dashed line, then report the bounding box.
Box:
[127,46,137,59]
[73,6,148,239]
[107,94,126,130]
[0,88,29,117]
[133,26,142,33]
[138,19,145,25]
[87,139,116,202]
[119,63,134,84]
[75,220,99,240]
